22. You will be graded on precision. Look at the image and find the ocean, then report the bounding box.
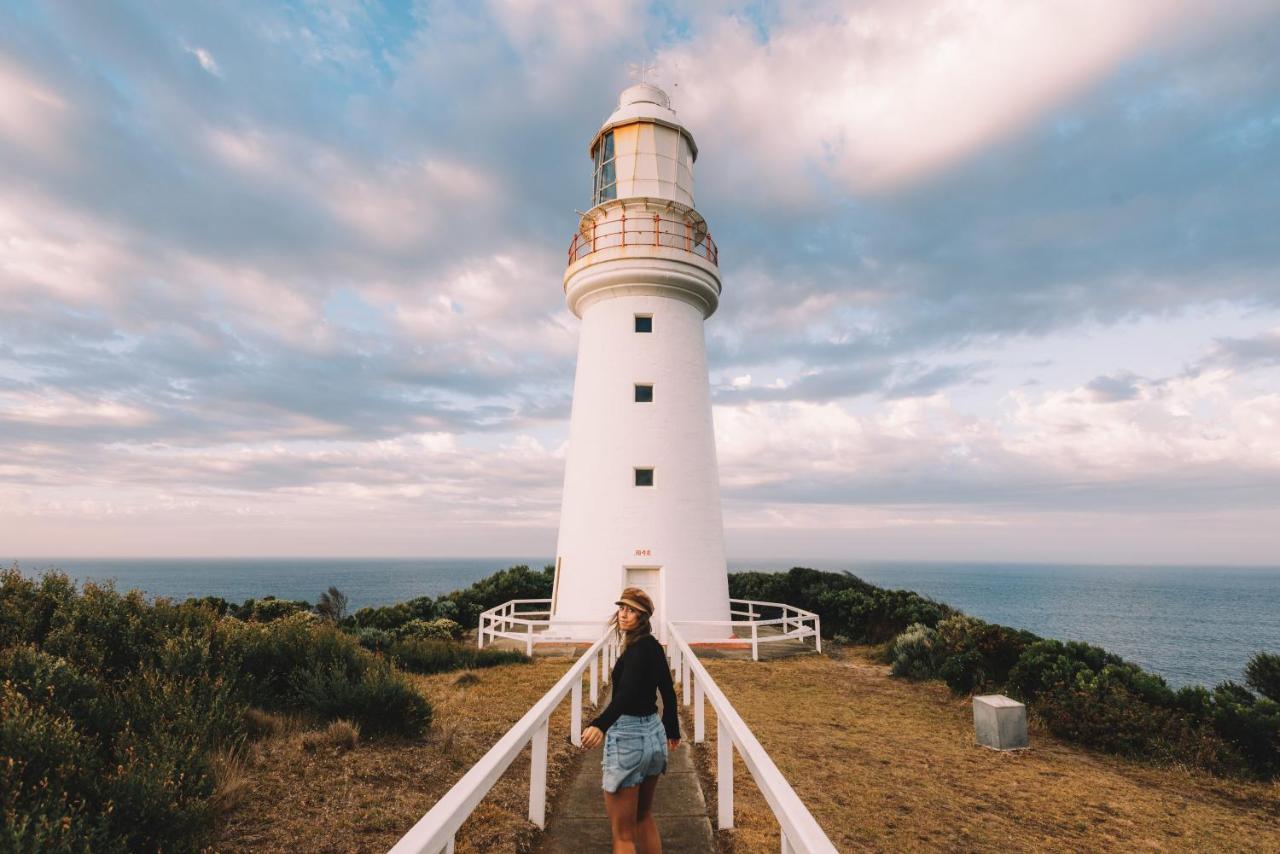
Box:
[11,556,1279,690]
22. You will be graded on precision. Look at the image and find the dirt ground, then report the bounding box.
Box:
[217,655,600,853]
[688,644,1280,853]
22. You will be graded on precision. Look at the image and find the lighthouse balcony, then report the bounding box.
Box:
[567,212,719,268]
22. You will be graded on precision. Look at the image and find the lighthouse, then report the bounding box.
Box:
[550,83,731,642]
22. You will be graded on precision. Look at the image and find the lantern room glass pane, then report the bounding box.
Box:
[594,130,617,204]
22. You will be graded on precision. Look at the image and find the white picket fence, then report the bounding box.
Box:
[390,601,836,854]
[388,626,617,854]
[477,597,821,660]
[666,622,837,853]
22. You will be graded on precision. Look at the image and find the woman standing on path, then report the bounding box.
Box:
[580,587,681,854]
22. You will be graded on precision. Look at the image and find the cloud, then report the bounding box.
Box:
[185,45,222,77]
[1,1,1279,560]
[660,0,1258,195]
[1202,329,1280,371]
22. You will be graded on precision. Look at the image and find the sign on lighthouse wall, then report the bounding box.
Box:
[550,83,732,642]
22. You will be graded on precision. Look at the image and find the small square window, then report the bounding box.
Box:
[634,468,654,487]
[634,384,653,403]
[634,315,652,333]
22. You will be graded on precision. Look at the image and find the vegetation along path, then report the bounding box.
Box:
[688,643,1280,852]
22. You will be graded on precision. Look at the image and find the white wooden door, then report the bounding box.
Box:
[624,566,663,641]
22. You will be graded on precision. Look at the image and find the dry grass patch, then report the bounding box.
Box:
[688,645,1280,853]
[301,719,361,754]
[217,655,598,853]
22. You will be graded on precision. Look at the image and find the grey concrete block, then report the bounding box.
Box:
[973,694,1029,750]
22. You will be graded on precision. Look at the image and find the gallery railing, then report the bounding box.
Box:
[567,214,718,266]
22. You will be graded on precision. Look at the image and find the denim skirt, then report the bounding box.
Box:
[601,712,668,793]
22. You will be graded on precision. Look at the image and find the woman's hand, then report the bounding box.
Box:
[667,738,680,752]
[581,726,604,749]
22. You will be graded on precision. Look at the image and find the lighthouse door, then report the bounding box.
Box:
[624,566,664,643]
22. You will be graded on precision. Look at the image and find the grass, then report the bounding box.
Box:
[686,644,1280,852]
[216,654,595,853]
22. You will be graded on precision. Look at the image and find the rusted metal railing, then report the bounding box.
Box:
[567,214,718,267]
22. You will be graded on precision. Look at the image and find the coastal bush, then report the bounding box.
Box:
[292,659,431,737]
[929,616,1039,694]
[0,566,78,649]
[389,638,529,675]
[435,564,555,628]
[396,618,465,642]
[1032,665,1245,774]
[0,683,106,852]
[1245,652,1280,703]
[730,567,954,643]
[315,586,349,622]
[349,595,441,632]
[889,623,939,680]
[356,626,394,652]
[0,565,450,851]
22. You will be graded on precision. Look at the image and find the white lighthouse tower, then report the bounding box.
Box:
[549,83,731,642]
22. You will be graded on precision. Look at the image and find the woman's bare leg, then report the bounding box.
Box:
[635,774,662,853]
[603,785,640,853]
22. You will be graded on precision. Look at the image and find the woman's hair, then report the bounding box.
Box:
[609,586,654,650]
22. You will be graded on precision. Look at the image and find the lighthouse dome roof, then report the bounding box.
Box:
[589,83,698,162]
[618,83,670,109]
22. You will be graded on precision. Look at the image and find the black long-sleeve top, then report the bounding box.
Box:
[588,633,680,740]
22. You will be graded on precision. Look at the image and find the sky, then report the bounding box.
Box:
[2,0,1279,564]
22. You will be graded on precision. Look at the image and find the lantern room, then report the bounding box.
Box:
[588,83,697,208]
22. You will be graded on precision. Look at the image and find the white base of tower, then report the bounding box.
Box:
[551,283,733,641]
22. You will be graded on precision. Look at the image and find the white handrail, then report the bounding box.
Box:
[477,597,822,661]
[666,623,837,854]
[390,625,613,854]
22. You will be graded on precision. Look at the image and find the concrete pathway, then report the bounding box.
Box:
[539,700,715,853]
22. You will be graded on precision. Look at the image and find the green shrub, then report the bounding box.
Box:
[0,684,106,853]
[930,615,1038,694]
[1245,652,1280,703]
[1033,665,1245,775]
[435,564,555,628]
[291,659,431,738]
[355,627,394,652]
[1207,682,1280,778]
[1006,639,1123,703]
[351,602,414,631]
[889,623,939,680]
[0,567,78,650]
[396,618,464,642]
[389,638,528,675]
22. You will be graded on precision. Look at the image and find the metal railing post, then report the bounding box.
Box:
[694,681,705,743]
[815,616,822,653]
[477,616,485,649]
[653,214,659,247]
[571,678,582,747]
[589,654,599,704]
[682,656,692,704]
[717,725,733,829]
[526,624,533,657]
[620,212,626,246]
[751,622,759,662]
[529,718,549,826]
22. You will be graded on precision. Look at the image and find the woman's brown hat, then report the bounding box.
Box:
[614,586,654,616]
